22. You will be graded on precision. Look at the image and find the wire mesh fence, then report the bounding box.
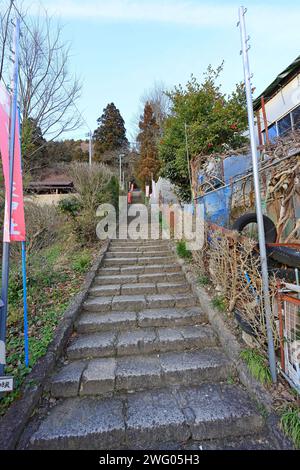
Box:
[277,288,300,392]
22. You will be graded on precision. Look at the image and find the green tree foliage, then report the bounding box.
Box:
[136,102,160,190]
[93,103,128,164]
[158,64,248,201]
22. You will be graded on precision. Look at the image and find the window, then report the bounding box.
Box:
[277,114,292,136]
[268,123,278,143]
[292,105,300,129]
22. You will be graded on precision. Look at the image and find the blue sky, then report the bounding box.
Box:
[27,0,300,141]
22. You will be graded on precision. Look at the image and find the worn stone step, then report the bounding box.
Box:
[83,293,198,313]
[106,251,172,258]
[89,283,190,297]
[110,240,170,246]
[109,245,171,253]
[121,264,182,274]
[29,383,264,449]
[77,307,207,334]
[103,256,176,267]
[94,272,186,286]
[66,325,216,360]
[97,264,182,276]
[50,348,232,398]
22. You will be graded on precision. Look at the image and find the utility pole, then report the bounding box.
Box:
[0,18,20,377]
[238,6,277,383]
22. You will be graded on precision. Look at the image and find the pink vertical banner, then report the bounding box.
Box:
[0,84,26,242]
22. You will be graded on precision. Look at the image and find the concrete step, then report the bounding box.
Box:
[89,282,190,297]
[103,256,176,267]
[77,307,207,334]
[94,272,186,286]
[29,383,264,449]
[66,325,216,360]
[50,348,232,398]
[83,293,198,313]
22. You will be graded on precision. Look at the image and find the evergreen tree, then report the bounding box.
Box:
[136,103,160,190]
[93,103,128,164]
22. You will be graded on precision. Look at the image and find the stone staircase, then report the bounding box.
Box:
[27,239,273,450]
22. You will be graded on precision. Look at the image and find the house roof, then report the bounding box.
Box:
[253,55,300,111]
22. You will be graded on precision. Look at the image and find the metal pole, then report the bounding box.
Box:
[184,122,193,201]
[0,18,20,376]
[239,6,277,383]
[88,130,92,166]
[119,154,122,187]
[21,242,29,367]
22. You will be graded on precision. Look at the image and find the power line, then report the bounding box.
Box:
[11,2,92,133]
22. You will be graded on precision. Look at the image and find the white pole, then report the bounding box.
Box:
[239,6,277,383]
[88,131,92,166]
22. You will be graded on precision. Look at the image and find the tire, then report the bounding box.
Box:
[231,212,277,243]
[234,309,256,337]
[266,245,300,268]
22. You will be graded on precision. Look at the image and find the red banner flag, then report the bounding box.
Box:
[0,84,26,242]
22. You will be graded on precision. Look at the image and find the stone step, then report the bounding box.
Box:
[50,348,232,398]
[103,256,176,267]
[98,264,182,276]
[83,293,198,313]
[110,240,170,246]
[89,282,190,297]
[77,307,207,333]
[29,383,264,449]
[109,245,171,253]
[94,272,186,286]
[66,325,216,360]
[106,250,172,258]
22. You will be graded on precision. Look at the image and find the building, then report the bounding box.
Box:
[254,56,300,144]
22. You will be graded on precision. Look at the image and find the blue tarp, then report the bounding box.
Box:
[223,153,252,184]
[197,186,232,227]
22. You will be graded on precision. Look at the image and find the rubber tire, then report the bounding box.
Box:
[234,309,256,337]
[231,212,277,243]
[266,245,300,268]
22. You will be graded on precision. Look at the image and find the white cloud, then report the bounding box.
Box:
[28,0,300,48]
[30,0,237,27]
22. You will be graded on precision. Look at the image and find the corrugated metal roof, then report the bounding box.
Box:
[253,55,300,111]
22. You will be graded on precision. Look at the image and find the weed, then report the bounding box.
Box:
[212,295,227,312]
[72,252,91,273]
[176,240,192,260]
[280,406,300,449]
[240,349,272,385]
[197,274,210,286]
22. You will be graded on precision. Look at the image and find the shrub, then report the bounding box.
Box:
[176,240,192,260]
[66,163,118,243]
[58,197,82,218]
[23,202,63,255]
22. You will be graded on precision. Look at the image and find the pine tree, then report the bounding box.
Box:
[93,103,128,164]
[136,102,160,190]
